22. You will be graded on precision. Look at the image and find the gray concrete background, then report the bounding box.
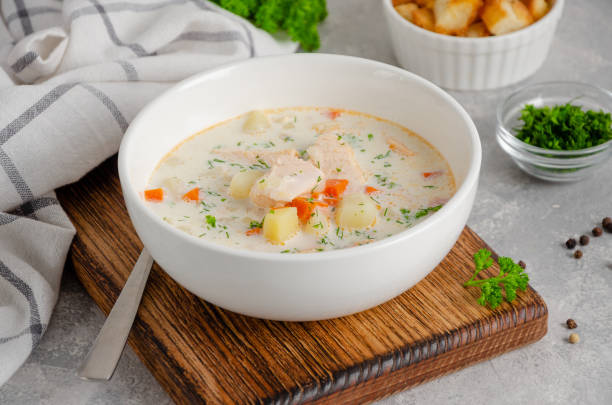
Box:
[2,0,611,403]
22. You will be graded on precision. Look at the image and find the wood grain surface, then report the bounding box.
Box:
[56,156,548,405]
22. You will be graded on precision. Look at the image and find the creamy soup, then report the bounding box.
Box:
[144,107,455,253]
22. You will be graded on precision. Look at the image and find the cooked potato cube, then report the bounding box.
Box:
[522,0,549,20]
[304,209,330,236]
[412,7,435,31]
[243,110,270,133]
[229,170,263,199]
[481,0,533,36]
[434,0,483,35]
[464,21,490,37]
[263,207,299,244]
[395,3,419,21]
[335,194,377,230]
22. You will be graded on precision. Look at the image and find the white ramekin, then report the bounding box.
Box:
[119,54,481,321]
[382,0,565,91]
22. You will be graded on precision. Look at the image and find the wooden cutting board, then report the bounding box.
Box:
[56,157,548,405]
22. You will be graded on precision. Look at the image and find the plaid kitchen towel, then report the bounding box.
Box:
[0,0,295,385]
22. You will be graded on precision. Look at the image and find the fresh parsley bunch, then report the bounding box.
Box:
[464,249,529,309]
[211,0,328,51]
[516,103,612,150]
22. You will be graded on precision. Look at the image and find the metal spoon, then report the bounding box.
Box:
[77,248,154,381]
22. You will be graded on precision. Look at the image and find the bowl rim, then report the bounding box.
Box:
[382,0,565,43]
[118,53,482,261]
[497,81,612,158]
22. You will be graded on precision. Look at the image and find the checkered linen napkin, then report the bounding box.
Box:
[0,0,295,385]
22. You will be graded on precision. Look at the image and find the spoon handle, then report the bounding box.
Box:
[77,248,154,381]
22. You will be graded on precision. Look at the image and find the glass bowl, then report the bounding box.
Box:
[496,82,612,182]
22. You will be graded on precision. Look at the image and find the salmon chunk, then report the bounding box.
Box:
[307,134,366,191]
[249,154,324,208]
[385,135,416,157]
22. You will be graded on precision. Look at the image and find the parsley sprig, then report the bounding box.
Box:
[464,249,529,309]
[211,0,328,51]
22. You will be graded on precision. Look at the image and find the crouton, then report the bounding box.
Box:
[481,0,534,35]
[393,0,414,6]
[395,3,419,21]
[412,7,435,31]
[464,21,490,37]
[414,0,436,7]
[433,0,483,35]
[522,0,549,20]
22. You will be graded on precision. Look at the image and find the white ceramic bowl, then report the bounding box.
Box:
[382,0,564,91]
[118,54,481,321]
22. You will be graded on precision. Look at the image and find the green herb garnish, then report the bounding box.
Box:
[211,0,327,51]
[400,208,411,222]
[249,220,263,229]
[415,205,442,219]
[374,150,390,160]
[515,103,612,150]
[464,249,529,309]
[205,215,216,228]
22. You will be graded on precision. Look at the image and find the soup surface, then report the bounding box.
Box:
[145,107,455,253]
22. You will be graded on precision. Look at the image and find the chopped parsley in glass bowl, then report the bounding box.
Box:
[497,82,612,182]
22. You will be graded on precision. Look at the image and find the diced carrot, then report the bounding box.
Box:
[314,200,328,208]
[182,187,200,202]
[423,171,442,179]
[144,188,163,202]
[365,186,380,194]
[246,227,261,236]
[324,179,349,198]
[312,191,321,199]
[324,197,339,207]
[286,197,316,222]
[325,109,342,120]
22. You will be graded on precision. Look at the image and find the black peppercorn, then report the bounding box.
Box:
[566,319,577,329]
[518,260,526,269]
[574,250,583,259]
[592,227,603,237]
[604,217,612,233]
[565,238,577,249]
[579,235,590,246]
